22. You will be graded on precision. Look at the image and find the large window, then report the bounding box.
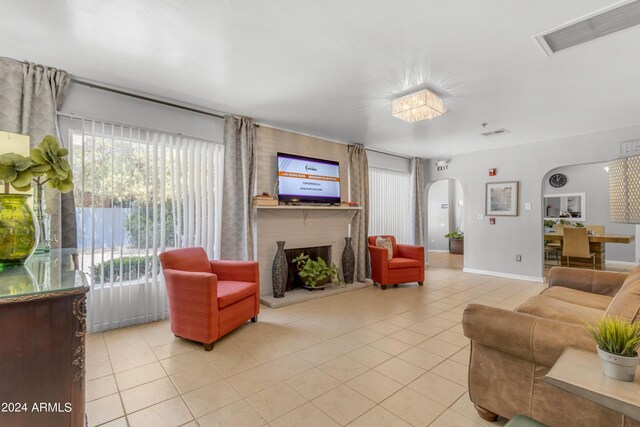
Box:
[368,166,411,243]
[61,117,223,332]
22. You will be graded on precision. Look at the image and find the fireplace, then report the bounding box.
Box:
[284,245,332,291]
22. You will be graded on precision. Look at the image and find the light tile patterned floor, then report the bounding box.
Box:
[85,266,549,427]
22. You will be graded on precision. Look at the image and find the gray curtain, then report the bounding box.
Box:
[409,157,425,246]
[0,58,77,250]
[348,144,370,281]
[220,115,256,260]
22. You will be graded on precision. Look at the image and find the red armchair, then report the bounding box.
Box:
[368,235,424,290]
[159,247,260,351]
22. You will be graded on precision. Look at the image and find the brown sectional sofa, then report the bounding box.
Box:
[463,266,640,427]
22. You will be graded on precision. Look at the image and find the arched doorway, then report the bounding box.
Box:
[427,178,464,269]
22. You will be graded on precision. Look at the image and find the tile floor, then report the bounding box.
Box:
[85,266,550,427]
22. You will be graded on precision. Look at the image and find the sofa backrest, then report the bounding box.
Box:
[159,247,211,273]
[605,266,640,322]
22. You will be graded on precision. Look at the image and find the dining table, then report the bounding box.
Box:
[544,232,635,270]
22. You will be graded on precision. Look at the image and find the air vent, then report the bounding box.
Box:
[481,128,510,137]
[536,0,640,55]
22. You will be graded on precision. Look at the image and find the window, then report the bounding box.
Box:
[368,166,411,243]
[60,117,223,332]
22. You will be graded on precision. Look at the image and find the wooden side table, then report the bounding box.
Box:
[0,251,89,427]
[546,348,640,421]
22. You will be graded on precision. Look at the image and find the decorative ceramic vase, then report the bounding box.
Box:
[0,194,38,267]
[33,185,51,253]
[272,241,287,298]
[342,237,355,284]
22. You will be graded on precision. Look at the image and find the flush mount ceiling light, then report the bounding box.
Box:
[391,89,446,123]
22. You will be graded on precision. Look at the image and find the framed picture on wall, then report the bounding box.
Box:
[485,181,519,216]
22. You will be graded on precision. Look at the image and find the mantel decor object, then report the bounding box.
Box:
[0,135,74,258]
[271,241,287,298]
[0,194,38,266]
[342,237,355,284]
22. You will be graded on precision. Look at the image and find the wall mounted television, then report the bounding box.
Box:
[277,152,341,204]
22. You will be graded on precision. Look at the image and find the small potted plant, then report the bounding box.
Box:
[544,219,556,233]
[585,317,640,381]
[291,253,341,291]
[445,231,464,255]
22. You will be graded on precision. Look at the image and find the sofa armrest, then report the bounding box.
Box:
[463,304,594,367]
[397,244,424,261]
[210,260,259,283]
[549,267,628,296]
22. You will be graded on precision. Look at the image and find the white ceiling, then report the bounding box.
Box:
[2,0,640,158]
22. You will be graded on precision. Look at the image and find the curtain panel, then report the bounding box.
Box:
[0,58,76,250]
[409,157,425,246]
[369,167,411,243]
[59,116,224,332]
[348,143,370,281]
[220,115,256,260]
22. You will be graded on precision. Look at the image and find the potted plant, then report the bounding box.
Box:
[0,135,73,263]
[292,253,341,291]
[585,317,640,381]
[544,219,556,233]
[445,231,464,255]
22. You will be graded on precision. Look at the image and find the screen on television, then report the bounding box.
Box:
[277,152,341,203]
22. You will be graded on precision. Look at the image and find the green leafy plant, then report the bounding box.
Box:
[0,135,73,194]
[445,231,464,240]
[292,253,341,288]
[585,317,640,357]
[92,256,159,283]
[544,219,556,228]
[124,202,175,248]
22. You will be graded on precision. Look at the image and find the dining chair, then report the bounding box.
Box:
[586,225,605,236]
[562,227,596,269]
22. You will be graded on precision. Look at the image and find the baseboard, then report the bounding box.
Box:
[427,250,450,253]
[605,260,638,266]
[463,268,544,283]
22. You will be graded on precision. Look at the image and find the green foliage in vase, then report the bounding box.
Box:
[445,231,464,240]
[0,135,73,193]
[292,253,341,288]
[585,317,640,357]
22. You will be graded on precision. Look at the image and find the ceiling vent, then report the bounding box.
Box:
[536,0,640,55]
[481,128,510,137]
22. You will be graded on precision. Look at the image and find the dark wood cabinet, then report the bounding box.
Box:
[0,257,89,427]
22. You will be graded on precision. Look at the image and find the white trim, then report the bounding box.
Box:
[463,268,544,283]
[428,249,450,253]
[605,260,638,266]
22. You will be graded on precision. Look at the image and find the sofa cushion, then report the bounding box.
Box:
[388,257,421,270]
[218,281,257,309]
[605,267,640,322]
[376,237,393,260]
[540,286,612,311]
[516,294,604,325]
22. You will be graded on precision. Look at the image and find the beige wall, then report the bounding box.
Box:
[255,126,349,199]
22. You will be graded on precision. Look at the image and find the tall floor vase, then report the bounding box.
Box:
[342,237,355,284]
[272,241,287,298]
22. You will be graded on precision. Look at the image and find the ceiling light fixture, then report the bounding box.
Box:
[391,89,446,123]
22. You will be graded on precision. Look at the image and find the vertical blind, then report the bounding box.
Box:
[368,166,411,243]
[59,116,223,332]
